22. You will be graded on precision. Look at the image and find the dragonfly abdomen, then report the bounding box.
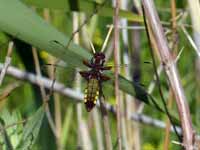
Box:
[84,78,99,112]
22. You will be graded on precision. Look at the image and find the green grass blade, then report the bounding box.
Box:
[16,107,45,150]
[21,0,143,22]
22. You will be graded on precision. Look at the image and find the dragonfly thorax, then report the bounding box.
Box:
[90,52,105,67]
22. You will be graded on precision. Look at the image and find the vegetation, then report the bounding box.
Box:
[0,0,199,149]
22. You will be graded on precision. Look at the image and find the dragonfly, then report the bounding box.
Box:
[79,52,112,111]
[43,25,115,112]
[77,25,114,111]
[77,25,151,111]
[45,23,151,112]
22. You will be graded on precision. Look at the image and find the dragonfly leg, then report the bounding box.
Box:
[83,59,92,68]
[79,71,90,80]
[100,66,112,70]
[100,74,110,81]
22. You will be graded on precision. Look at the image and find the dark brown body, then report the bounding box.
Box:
[79,52,111,112]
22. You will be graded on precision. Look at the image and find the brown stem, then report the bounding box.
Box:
[141,0,194,149]
[0,82,21,101]
[99,95,112,150]
[171,0,178,53]
[32,47,58,138]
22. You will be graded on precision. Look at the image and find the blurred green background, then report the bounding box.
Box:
[0,0,199,150]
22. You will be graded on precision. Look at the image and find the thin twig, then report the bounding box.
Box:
[181,25,200,58]
[107,24,145,30]
[131,113,182,134]
[106,22,192,30]
[0,63,196,137]
[0,41,14,86]
[164,1,178,148]
[0,64,83,100]
[0,119,28,132]
[0,82,21,101]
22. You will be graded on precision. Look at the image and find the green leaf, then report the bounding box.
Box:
[0,0,91,67]
[21,0,143,22]
[17,107,45,150]
[0,109,23,149]
[0,0,148,104]
[0,119,14,150]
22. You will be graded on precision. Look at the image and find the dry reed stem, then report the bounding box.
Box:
[119,1,129,149]
[142,0,194,149]
[93,109,104,150]
[43,9,63,145]
[0,82,21,101]
[113,0,122,149]
[124,54,138,149]
[0,64,83,100]
[163,1,177,149]
[99,96,113,150]
[0,64,190,135]
[73,12,82,149]
[32,47,58,138]
[73,12,93,150]
[0,41,14,86]
[187,0,200,147]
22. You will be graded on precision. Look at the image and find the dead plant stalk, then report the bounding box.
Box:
[114,0,122,149]
[142,0,194,149]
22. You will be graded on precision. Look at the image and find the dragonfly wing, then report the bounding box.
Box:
[79,71,90,80]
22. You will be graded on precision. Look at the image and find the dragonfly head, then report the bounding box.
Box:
[93,52,105,66]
